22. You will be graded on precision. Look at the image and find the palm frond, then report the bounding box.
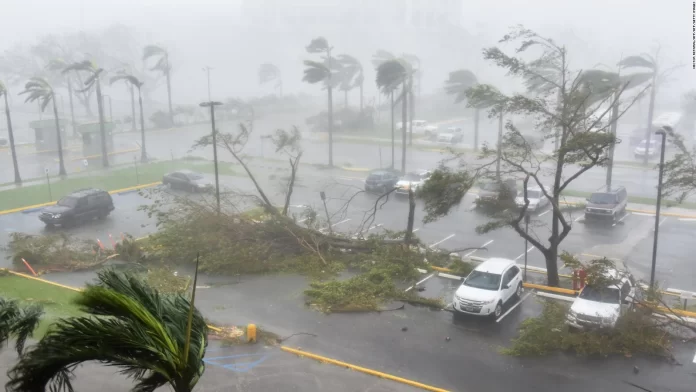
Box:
[620,72,654,90]
[464,84,506,110]
[371,49,396,69]
[306,37,329,54]
[258,63,280,84]
[302,60,330,84]
[0,80,7,96]
[143,45,167,61]
[19,77,54,111]
[618,55,656,71]
[61,60,93,75]
[110,74,142,88]
[46,58,68,72]
[376,59,407,93]
[0,297,43,356]
[445,69,479,103]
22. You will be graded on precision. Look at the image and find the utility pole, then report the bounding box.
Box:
[606,94,619,191]
[650,127,668,287]
[200,101,223,214]
[202,66,212,101]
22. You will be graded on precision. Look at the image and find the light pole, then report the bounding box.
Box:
[523,213,530,282]
[102,95,113,122]
[202,66,212,101]
[200,100,223,214]
[649,126,669,287]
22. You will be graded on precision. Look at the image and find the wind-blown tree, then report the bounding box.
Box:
[445,69,483,151]
[619,48,683,164]
[46,58,78,137]
[336,54,364,110]
[0,297,43,356]
[372,50,397,167]
[661,127,696,203]
[402,54,420,145]
[20,77,68,176]
[377,59,411,174]
[0,81,21,184]
[303,37,337,166]
[465,84,507,180]
[259,63,283,96]
[421,27,645,287]
[143,45,173,124]
[62,60,110,167]
[6,269,208,392]
[111,72,147,162]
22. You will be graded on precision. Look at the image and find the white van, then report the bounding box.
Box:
[565,269,635,330]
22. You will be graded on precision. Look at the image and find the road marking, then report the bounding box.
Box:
[464,239,494,257]
[539,209,551,217]
[514,246,535,261]
[633,212,655,217]
[659,217,667,226]
[678,218,696,221]
[413,228,420,233]
[496,291,531,323]
[331,219,351,227]
[367,224,383,231]
[428,234,455,249]
[438,272,462,280]
[612,213,630,227]
[574,215,583,222]
[405,273,435,292]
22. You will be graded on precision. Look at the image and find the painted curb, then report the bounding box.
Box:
[0,182,161,216]
[339,166,371,172]
[280,346,450,392]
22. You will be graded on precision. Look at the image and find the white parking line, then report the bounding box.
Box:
[428,234,455,249]
[612,213,630,227]
[413,228,420,233]
[496,291,532,323]
[464,239,494,257]
[574,215,583,222]
[367,224,383,231]
[678,218,696,222]
[331,218,351,227]
[538,209,551,217]
[514,246,535,261]
[405,273,435,292]
[633,212,655,217]
[659,217,667,226]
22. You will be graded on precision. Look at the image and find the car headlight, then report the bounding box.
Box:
[53,213,61,219]
[482,299,496,305]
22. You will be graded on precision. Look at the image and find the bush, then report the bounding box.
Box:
[305,271,398,312]
[149,110,173,129]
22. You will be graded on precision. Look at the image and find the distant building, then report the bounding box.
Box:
[240,0,463,33]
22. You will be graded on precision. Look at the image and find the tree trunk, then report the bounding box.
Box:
[390,92,395,169]
[473,108,480,151]
[344,89,348,109]
[67,80,77,138]
[496,111,503,180]
[138,88,147,163]
[401,82,407,174]
[404,187,416,244]
[4,94,21,184]
[328,85,334,167]
[644,73,657,165]
[95,79,109,167]
[52,98,67,177]
[359,82,363,113]
[409,75,414,146]
[606,95,619,190]
[166,66,174,126]
[129,84,136,131]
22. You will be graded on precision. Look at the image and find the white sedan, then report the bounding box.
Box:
[395,170,432,196]
[514,186,551,212]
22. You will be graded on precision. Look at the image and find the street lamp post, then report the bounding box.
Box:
[200,101,223,214]
[649,126,669,287]
[523,213,530,282]
[203,67,212,101]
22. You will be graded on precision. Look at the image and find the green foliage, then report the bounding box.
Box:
[0,297,43,355]
[444,69,478,104]
[145,267,191,295]
[420,164,475,223]
[376,59,407,93]
[6,233,108,273]
[503,300,670,358]
[114,234,146,263]
[447,259,475,277]
[150,109,174,128]
[305,271,397,312]
[6,269,208,392]
[306,37,329,54]
[661,127,696,203]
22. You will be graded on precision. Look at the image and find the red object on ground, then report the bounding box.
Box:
[21,258,38,276]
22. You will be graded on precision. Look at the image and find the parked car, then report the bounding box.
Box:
[476,179,517,204]
[39,188,114,228]
[453,258,523,318]
[364,169,400,193]
[162,170,214,193]
[584,186,627,221]
[395,170,432,196]
[514,185,551,212]
[566,269,635,330]
[435,127,464,144]
[633,138,661,158]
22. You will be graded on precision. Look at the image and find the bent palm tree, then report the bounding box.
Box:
[47,59,78,137]
[373,50,397,166]
[144,45,173,125]
[303,36,336,166]
[0,297,43,355]
[0,81,21,184]
[445,69,482,151]
[20,77,68,176]
[62,60,109,167]
[336,55,363,110]
[6,269,208,392]
[111,73,147,162]
[377,59,410,173]
[259,63,282,96]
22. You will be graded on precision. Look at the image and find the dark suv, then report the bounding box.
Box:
[476,179,518,203]
[39,188,114,228]
[364,169,400,193]
[584,186,628,221]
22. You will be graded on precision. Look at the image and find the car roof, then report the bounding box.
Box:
[592,186,625,195]
[369,169,398,175]
[474,258,515,274]
[406,169,430,175]
[65,188,108,198]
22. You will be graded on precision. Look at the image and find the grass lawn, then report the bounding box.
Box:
[0,275,83,338]
[0,159,239,211]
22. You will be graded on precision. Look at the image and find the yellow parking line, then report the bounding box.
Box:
[280,346,450,392]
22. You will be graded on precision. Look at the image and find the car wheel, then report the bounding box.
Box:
[515,283,523,299]
[493,302,503,319]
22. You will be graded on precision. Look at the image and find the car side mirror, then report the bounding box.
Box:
[503,284,510,289]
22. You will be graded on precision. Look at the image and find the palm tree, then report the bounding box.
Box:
[303,36,336,166]
[445,69,482,151]
[47,59,78,137]
[111,73,147,162]
[20,77,68,176]
[62,60,109,167]
[143,45,174,125]
[402,54,420,146]
[372,50,397,167]
[259,63,282,96]
[6,269,209,392]
[0,81,21,184]
[0,297,43,356]
[336,55,364,111]
[377,59,411,174]
[464,84,507,180]
[618,49,681,164]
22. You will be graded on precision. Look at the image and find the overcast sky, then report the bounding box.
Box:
[1,0,693,107]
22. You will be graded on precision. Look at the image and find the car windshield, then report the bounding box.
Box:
[403,173,422,181]
[57,196,78,208]
[639,140,656,148]
[578,285,620,304]
[185,172,204,180]
[524,190,542,199]
[588,192,616,204]
[463,270,502,291]
[482,182,501,191]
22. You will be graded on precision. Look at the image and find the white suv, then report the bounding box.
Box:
[453,258,523,318]
[566,269,635,330]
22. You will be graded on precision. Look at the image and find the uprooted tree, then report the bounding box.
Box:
[420,26,648,287]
